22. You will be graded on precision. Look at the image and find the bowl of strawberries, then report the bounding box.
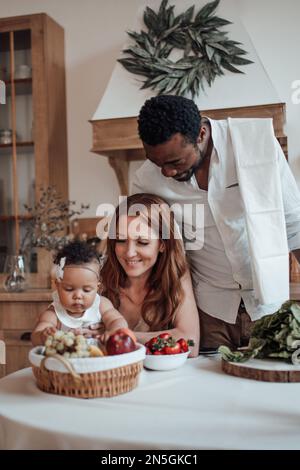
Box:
[143,333,194,371]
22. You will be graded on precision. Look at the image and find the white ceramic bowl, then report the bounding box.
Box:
[29,343,146,374]
[143,350,190,371]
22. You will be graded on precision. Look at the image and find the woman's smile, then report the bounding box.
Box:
[115,215,162,279]
[125,259,142,266]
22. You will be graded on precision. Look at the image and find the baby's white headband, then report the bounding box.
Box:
[54,256,106,282]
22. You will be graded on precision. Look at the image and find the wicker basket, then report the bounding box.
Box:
[30,346,145,398]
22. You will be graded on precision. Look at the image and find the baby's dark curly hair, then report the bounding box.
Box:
[138,95,201,146]
[54,240,101,267]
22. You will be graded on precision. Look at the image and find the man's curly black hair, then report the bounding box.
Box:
[54,240,101,266]
[138,95,201,146]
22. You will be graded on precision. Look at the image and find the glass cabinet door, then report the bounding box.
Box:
[0,29,36,273]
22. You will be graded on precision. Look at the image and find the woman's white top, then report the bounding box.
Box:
[51,290,101,332]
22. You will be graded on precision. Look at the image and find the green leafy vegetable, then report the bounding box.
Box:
[219,301,300,364]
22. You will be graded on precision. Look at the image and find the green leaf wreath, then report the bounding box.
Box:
[118,0,253,98]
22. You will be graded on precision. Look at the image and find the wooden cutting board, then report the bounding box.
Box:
[222,358,300,382]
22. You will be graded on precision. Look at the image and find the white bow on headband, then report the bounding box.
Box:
[55,257,66,282]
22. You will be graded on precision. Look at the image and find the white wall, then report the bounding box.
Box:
[1,0,300,214]
[236,0,300,180]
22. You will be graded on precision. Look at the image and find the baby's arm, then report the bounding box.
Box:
[100,296,128,342]
[31,308,58,346]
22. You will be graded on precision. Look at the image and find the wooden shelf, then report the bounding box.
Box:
[0,288,52,302]
[4,78,32,95]
[0,141,34,148]
[0,215,33,221]
[4,78,32,84]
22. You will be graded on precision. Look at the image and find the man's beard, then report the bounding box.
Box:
[173,148,206,182]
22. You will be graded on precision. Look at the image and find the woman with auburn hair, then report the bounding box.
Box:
[100,193,200,357]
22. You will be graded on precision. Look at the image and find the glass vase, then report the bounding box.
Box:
[3,255,27,292]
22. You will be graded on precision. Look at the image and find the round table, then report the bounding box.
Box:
[1,356,300,449]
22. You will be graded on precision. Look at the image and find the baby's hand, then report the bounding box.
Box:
[82,322,105,339]
[98,330,111,345]
[74,327,98,338]
[73,328,84,336]
[41,326,57,344]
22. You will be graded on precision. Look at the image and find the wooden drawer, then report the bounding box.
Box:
[3,330,34,376]
[0,301,49,329]
[0,330,34,378]
[5,341,32,376]
[0,289,52,377]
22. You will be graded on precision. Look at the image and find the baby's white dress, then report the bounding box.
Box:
[51,290,101,332]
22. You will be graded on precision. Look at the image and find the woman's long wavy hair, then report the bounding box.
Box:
[101,193,187,330]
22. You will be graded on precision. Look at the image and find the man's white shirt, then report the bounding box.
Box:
[132,119,300,323]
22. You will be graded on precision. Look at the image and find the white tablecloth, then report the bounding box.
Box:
[0,356,300,450]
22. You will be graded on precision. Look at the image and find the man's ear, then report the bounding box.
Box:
[198,124,208,143]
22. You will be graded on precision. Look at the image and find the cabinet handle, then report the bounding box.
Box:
[20,332,32,341]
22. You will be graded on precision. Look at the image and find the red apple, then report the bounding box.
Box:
[106,329,137,355]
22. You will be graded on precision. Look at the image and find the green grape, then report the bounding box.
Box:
[56,342,64,352]
[44,330,97,358]
[45,347,56,356]
[54,331,64,340]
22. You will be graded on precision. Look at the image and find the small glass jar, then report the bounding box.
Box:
[3,254,27,292]
[0,129,12,145]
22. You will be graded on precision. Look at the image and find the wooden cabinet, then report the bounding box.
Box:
[0,289,52,377]
[0,13,68,288]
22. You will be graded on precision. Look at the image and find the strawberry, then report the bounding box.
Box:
[158,332,171,340]
[146,336,159,351]
[145,334,193,355]
[163,343,181,355]
[177,338,189,352]
[146,336,166,353]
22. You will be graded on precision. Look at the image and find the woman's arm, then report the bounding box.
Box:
[31,309,58,346]
[135,271,200,357]
[100,296,129,342]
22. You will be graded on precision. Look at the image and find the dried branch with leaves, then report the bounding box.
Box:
[20,186,90,254]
